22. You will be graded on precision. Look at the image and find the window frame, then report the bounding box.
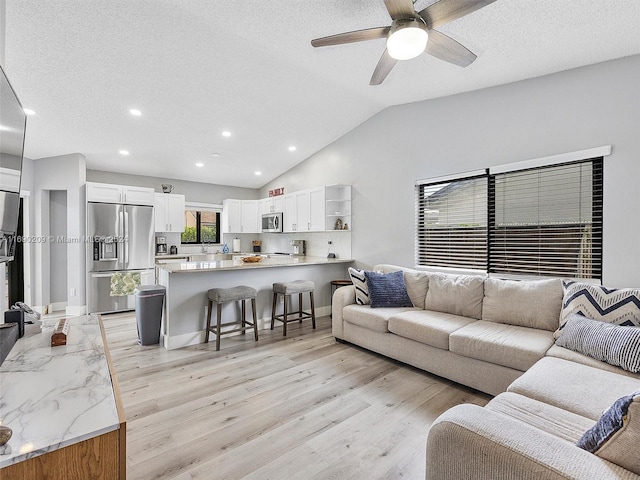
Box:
[181,209,221,245]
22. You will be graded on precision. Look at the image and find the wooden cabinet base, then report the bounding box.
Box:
[1,428,125,480]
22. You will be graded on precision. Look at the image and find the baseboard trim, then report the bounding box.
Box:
[66,305,87,317]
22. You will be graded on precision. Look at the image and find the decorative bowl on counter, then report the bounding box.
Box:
[241,256,262,263]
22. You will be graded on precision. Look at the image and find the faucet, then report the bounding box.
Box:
[201,243,209,253]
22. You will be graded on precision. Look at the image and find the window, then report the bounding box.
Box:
[181,210,221,244]
[416,175,488,270]
[489,159,603,278]
[416,156,603,279]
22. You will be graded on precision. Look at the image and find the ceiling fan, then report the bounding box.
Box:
[311,0,496,85]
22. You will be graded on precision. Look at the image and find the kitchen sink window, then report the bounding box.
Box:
[182,208,221,245]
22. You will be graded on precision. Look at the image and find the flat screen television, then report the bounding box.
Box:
[0,64,27,262]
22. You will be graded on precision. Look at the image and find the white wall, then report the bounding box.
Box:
[260,55,640,288]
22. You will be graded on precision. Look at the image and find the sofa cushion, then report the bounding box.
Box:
[557,280,640,337]
[364,270,413,308]
[388,310,476,350]
[546,344,640,379]
[449,320,554,371]
[342,304,417,333]
[487,392,595,443]
[403,271,430,309]
[425,273,484,319]
[507,357,640,420]
[482,277,562,331]
[555,314,640,373]
[348,267,370,305]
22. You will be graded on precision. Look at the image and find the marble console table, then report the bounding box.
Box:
[158,255,353,349]
[0,315,125,479]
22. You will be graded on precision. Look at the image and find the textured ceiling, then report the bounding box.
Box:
[4,0,640,189]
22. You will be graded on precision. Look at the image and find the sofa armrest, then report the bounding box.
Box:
[332,285,356,339]
[426,404,638,480]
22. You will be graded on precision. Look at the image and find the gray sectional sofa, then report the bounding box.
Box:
[331,264,640,480]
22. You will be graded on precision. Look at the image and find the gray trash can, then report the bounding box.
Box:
[135,285,166,345]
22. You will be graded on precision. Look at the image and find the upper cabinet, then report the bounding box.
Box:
[222,199,242,234]
[154,193,186,232]
[221,199,260,234]
[259,196,284,215]
[222,185,350,234]
[87,182,155,205]
[325,185,351,231]
[241,200,259,233]
[283,187,325,232]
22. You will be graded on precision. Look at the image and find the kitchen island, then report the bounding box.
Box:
[0,315,125,479]
[157,255,353,349]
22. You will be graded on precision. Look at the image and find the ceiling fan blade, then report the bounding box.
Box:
[425,29,477,67]
[311,27,390,47]
[418,0,497,29]
[384,0,416,20]
[370,49,398,85]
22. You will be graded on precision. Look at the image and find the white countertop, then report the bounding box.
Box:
[159,255,353,273]
[0,315,120,467]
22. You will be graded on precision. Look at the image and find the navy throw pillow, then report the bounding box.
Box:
[364,270,413,308]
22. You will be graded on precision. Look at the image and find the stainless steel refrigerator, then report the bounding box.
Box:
[87,202,155,313]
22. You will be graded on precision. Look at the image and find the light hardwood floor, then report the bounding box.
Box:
[102,312,490,480]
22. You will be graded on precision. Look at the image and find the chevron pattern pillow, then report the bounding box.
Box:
[556,281,640,338]
[348,267,370,305]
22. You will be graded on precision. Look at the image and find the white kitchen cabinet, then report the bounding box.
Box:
[154,193,186,232]
[259,196,285,215]
[87,182,154,205]
[241,200,259,233]
[222,199,260,233]
[222,199,242,233]
[283,188,325,232]
[283,193,299,232]
[308,187,326,232]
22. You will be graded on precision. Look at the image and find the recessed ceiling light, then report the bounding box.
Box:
[211,153,220,158]
[129,109,142,116]
[255,171,262,176]
[23,108,36,116]
[119,150,130,155]
[222,131,231,137]
[195,162,204,167]
[288,146,297,152]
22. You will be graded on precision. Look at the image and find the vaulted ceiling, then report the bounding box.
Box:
[5,1,640,188]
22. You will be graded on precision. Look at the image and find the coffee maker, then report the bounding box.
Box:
[156,236,168,255]
[290,239,306,256]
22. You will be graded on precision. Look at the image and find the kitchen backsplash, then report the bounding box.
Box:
[157,231,351,259]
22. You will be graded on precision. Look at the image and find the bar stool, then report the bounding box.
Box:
[271,280,316,336]
[206,286,258,351]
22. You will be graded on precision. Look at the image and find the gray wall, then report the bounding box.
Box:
[87,170,258,204]
[33,153,86,310]
[49,190,67,303]
[260,55,640,288]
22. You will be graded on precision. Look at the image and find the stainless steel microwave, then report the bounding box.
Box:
[262,212,283,233]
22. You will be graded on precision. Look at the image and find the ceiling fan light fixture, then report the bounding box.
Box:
[386,19,428,61]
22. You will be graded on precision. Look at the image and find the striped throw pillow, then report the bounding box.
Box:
[556,281,640,338]
[556,314,640,372]
[348,267,370,305]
